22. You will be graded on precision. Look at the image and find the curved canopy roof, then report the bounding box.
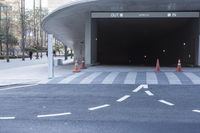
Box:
[42,0,200,48]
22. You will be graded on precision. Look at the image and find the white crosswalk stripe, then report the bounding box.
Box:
[124,72,137,84]
[184,72,200,84]
[165,72,182,85]
[80,72,102,84]
[54,71,200,85]
[59,72,85,84]
[146,72,158,84]
[102,72,120,84]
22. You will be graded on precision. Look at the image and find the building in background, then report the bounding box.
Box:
[47,0,68,11]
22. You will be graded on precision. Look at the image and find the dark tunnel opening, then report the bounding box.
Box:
[96,18,199,66]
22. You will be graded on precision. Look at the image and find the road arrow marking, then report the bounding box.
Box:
[145,90,154,96]
[192,110,200,113]
[133,84,148,92]
[116,95,130,102]
[0,117,15,120]
[37,112,71,118]
[88,104,110,111]
[159,100,174,106]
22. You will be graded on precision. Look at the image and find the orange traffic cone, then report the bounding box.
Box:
[176,59,182,72]
[72,60,81,73]
[155,59,160,72]
[80,57,87,69]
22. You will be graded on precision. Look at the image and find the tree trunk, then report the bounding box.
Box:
[21,0,25,61]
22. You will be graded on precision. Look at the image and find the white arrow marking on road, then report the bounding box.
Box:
[145,90,154,96]
[159,100,174,106]
[192,110,200,113]
[116,95,130,102]
[37,112,71,118]
[88,104,110,111]
[0,117,15,120]
[133,84,148,92]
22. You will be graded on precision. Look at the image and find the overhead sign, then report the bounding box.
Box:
[91,12,200,18]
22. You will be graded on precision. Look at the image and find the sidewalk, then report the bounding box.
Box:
[0,57,199,86]
[0,57,74,86]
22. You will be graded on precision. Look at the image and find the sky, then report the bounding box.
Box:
[25,0,48,9]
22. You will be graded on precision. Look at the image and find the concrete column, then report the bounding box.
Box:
[198,35,200,66]
[198,18,200,66]
[74,43,81,61]
[85,13,92,65]
[91,19,97,64]
[48,34,54,79]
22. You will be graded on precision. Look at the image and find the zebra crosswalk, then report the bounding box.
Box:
[46,71,200,85]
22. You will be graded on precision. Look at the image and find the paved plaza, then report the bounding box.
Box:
[0,58,200,86]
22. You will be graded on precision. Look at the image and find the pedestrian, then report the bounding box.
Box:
[53,50,56,57]
[29,51,33,60]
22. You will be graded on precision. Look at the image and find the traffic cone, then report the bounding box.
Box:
[176,59,182,72]
[155,59,160,72]
[80,57,87,69]
[72,60,81,73]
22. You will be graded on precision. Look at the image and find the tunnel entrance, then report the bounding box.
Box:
[93,17,199,66]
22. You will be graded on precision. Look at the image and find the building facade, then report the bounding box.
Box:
[43,0,200,67]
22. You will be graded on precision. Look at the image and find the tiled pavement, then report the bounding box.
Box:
[45,71,200,85]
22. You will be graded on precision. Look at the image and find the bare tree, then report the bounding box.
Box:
[21,0,25,61]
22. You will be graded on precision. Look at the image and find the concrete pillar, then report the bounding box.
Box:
[74,43,81,61]
[91,19,97,64]
[198,35,200,66]
[85,13,92,65]
[198,18,200,66]
[48,34,54,79]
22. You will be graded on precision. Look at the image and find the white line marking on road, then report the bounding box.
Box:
[133,84,148,92]
[165,72,182,85]
[0,117,15,120]
[116,95,130,102]
[124,72,137,84]
[59,72,85,84]
[0,84,38,91]
[146,72,158,84]
[184,72,200,84]
[145,90,154,96]
[102,72,119,84]
[80,72,102,84]
[158,100,174,106]
[88,104,110,111]
[37,112,71,118]
[192,110,200,113]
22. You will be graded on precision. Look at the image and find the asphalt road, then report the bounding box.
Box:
[0,84,200,133]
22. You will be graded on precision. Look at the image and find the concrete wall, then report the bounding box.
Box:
[91,19,98,64]
[198,18,200,66]
[85,13,92,65]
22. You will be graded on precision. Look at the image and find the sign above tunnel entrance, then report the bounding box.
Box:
[91,12,200,18]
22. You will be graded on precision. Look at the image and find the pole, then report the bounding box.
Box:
[21,0,25,61]
[48,34,54,78]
